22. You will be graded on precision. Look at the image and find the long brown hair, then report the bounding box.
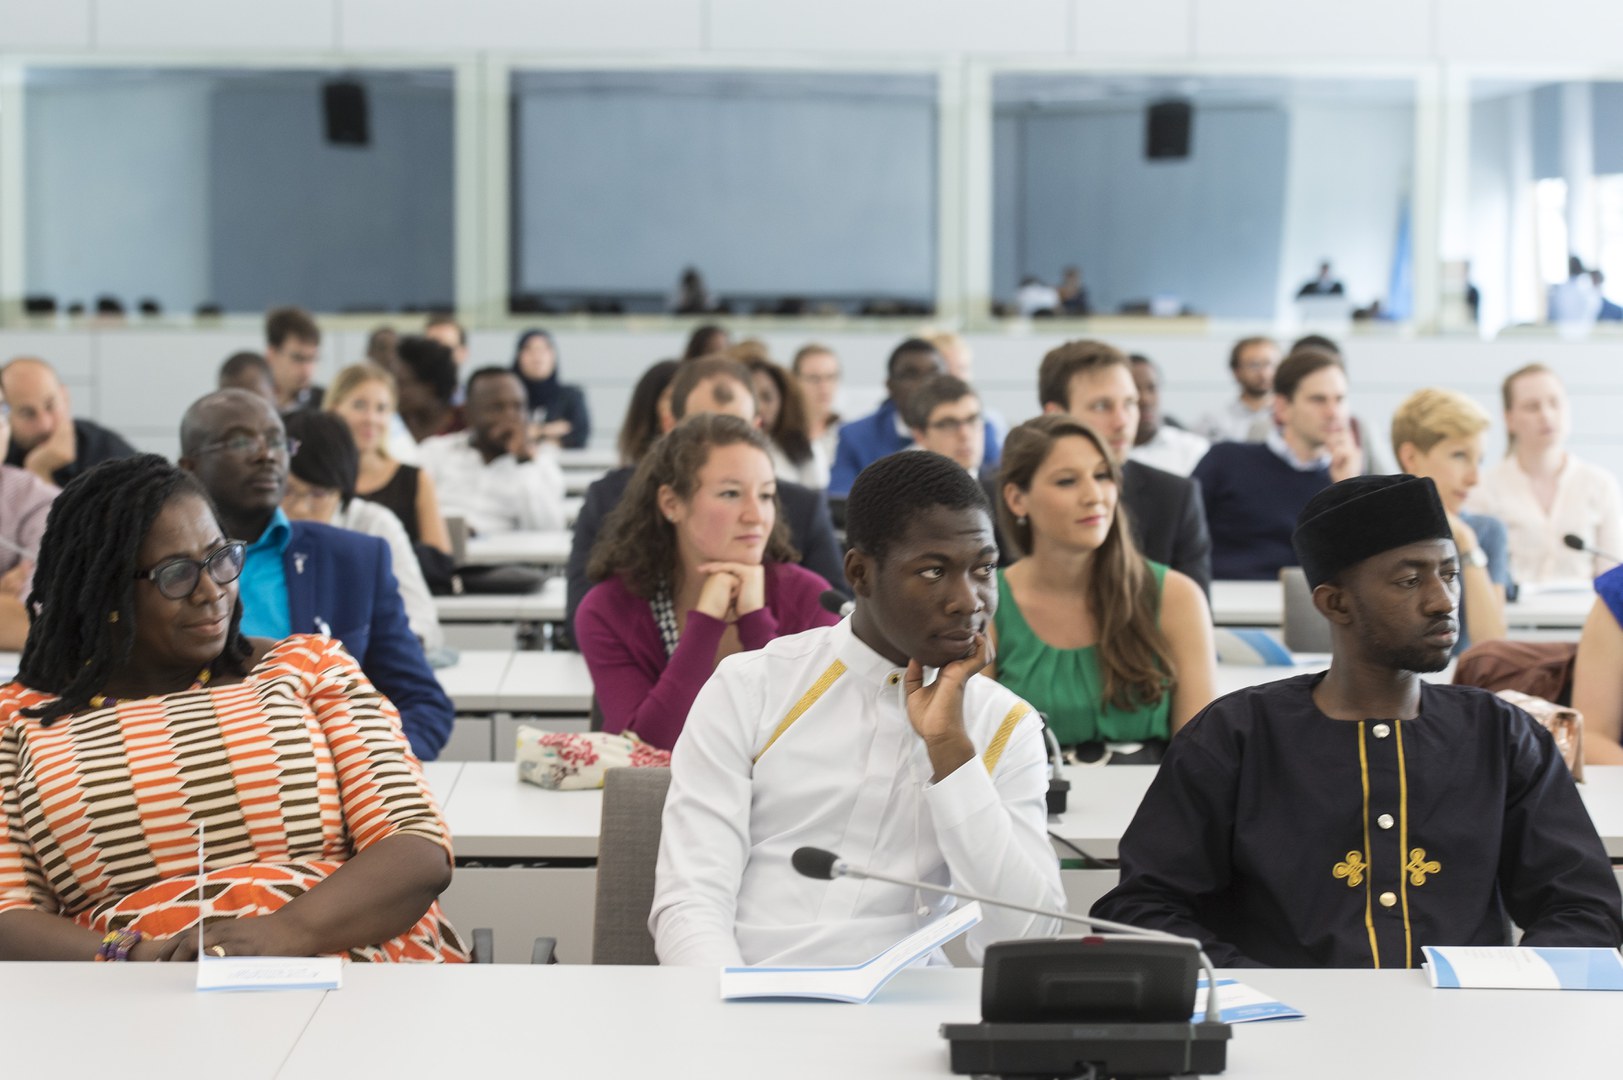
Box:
[588,414,798,599]
[740,354,814,466]
[997,413,1175,712]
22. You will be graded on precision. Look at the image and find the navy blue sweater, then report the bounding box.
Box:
[1191,442,1331,581]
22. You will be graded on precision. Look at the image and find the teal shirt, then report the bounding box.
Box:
[238,508,293,639]
[993,562,1171,746]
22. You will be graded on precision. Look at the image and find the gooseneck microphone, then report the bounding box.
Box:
[1563,533,1623,566]
[790,845,1223,1023]
[818,589,855,619]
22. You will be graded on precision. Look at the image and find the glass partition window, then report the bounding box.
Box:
[1467,80,1623,332]
[23,67,454,316]
[992,73,1418,323]
[509,70,938,317]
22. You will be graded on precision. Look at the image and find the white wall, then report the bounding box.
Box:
[1275,101,1416,318]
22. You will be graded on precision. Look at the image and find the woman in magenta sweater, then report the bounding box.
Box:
[576,414,839,749]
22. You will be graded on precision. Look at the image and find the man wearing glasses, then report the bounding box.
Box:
[0,379,57,649]
[178,389,453,760]
[903,374,990,482]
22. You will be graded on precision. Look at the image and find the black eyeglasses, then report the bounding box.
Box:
[196,431,298,459]
[135,542,247,601]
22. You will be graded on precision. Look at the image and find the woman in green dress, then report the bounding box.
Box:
[992,414,1216,763]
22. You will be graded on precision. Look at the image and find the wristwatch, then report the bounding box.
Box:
[1460,547,1488,569]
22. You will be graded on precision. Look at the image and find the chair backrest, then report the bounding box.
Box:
[1280,567,1332,653]
[592,767,672,965]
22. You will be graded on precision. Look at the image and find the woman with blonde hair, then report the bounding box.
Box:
[325,362,451,555]
[1390,387,1509,653]
[993,413,1215,762]
[1470,363,1623,584]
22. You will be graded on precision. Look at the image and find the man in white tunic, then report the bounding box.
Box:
[652,450,1064,966]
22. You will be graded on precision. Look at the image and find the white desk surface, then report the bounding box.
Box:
[272,965,1617,1079]
[563,471,600,496]
[563,494,583,526]
[0,962,326,1079]
[433,577,565,622]
[1210,579,1596,630]
[461,530,572,567]
[501,650,595,711]
[441,762,603,859]
[420,760,463,808]
[432,650,515,712]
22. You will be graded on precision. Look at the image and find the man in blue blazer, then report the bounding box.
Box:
[178,390,454,760]
[827,338,1003,496]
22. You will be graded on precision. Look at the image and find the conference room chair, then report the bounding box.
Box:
[1280,567,1332,653]
[592,767,672,965]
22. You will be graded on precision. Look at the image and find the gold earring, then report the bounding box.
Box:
[107,611,119,624]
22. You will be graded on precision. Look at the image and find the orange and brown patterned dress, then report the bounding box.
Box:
[0,635,467,961]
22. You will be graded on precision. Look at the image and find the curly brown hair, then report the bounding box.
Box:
[587,414,799,599]
[997,413,1175,713]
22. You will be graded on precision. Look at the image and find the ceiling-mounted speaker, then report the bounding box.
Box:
[1146,99,1192,160]
[323,79,370,146]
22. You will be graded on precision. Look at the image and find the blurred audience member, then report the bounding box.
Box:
[1198,336,1278,443]
[1391,388,1508,654]
[617,360,682,467]
[325,363,451,555]
[1035,341,1211,593]
[1,357,138,487]
[418,369,565,536]
[392,335,463,443]
[793,343,843,466]
[284,411,443,653]
[0,377,55,649]
[1470,363,1622,585]
[683,323,730,360]
[265,306,323,415]
[904,375,987,480]
[1126,355,1209,477]
[512,329,590,449]
[1016,275,1061,317]
[218,351,277,403]
[1057,266,1091,315]
[828,338,945,496]
[1192,349,1361,580]
[672,268,714,316]
[741,354,825,489]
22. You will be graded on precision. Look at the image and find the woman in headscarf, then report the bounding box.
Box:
[513,329,591,449]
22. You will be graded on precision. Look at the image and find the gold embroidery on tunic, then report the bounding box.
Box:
[1405,847,1440,886]
[1333,850,1367,887]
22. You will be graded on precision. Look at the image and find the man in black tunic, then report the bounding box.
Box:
[1093,474,1623,967]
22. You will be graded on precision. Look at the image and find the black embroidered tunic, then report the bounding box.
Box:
[1092,673,1623,967]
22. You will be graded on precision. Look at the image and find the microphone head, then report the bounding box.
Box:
[791,846,842,881]
[1564,533,1587,552]
[818,589,850,617]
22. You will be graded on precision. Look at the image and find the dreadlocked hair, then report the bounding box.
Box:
[19,454,253,725]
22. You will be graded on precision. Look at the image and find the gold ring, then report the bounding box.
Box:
[209,945,227,958]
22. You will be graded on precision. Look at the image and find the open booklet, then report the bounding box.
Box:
[1424,946,1623,990]
[720,903,983,1004]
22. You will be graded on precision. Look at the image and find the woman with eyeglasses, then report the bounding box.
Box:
[0,455,466,962]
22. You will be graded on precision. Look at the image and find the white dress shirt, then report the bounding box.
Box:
[1129,425,1211,477]
[329,498,444,652]
[1469,454,1623,585]
[1197,398,1272,443]
[651,619,1064,968]
[415,433,566,536]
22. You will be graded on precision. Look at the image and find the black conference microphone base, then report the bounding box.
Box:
[940,1018,1230,1080]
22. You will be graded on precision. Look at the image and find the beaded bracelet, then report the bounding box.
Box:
[94,929,143,962]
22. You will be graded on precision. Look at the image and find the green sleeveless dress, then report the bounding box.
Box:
[993,562,1171,746]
